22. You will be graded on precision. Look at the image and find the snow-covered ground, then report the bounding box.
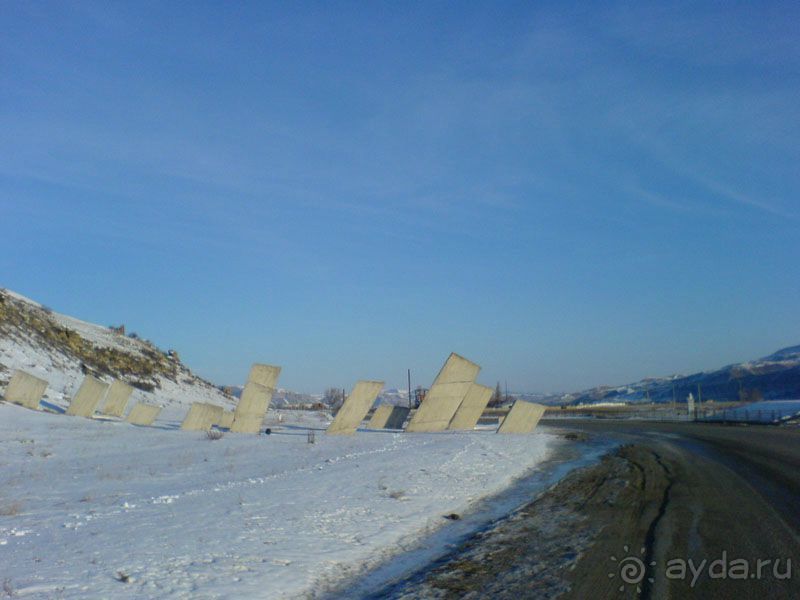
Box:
[0,403,555,599]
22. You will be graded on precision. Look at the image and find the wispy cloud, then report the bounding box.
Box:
[691,174,798,220]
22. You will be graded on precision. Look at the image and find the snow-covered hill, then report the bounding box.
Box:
[562,344,800,405]
[0,288,235,416]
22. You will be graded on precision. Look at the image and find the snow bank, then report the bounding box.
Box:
[0,404,553,598]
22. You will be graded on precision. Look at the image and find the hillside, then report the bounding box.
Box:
[0,288,234,413]
[564,345,800,405]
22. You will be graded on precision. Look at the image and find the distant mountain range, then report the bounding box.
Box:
[222,385,409,408]
[558,345,800,405]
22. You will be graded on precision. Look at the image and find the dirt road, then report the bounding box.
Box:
[383,421,800,599]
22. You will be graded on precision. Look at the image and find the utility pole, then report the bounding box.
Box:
[697,383,703,404]
[407,369,412,409]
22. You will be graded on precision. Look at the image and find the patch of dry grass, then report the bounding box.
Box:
[0,501,23,517]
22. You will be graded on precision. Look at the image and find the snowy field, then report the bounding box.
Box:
[0,404,555,598]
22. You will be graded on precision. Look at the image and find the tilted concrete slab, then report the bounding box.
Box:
[448,383,493,430]
[385,406,411,429]
[181,403,209,431]
[367,405,410,429]
[66,375,109,418]
[247,364,282,388]
[3,370,48,410]
[231,364,281,434]
[218,410,235,429]
[327,380,384,435]
[367,405,393,429]
[126,402,161,426]
[229,412,265,434]
[98,380,133,418]
[405,353,480,432]
[181,402,223,431]
[207,404,224,427]
[496,400,546,434]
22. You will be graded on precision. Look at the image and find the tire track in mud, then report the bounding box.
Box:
[640,451,673,599]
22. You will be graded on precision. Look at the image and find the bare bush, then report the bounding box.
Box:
[0,501,23,516]
[323,387,346,413]
[114,571,131,583]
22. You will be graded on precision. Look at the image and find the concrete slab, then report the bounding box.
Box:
[231,363,281,434]
[98,380,133,418]
[207,404,224,427]
[246,363,282,388]
[367,405,392,429]
[126,403,161,426]
[66,375,109,418]
[367,405,410,429]
[327,380,384,435]
[181,402,209,431]
[448,383,493,430]
[181,402,224,431]
[3,370,48,410]
[405,353,480,432]
[218,410,235,429]
[496,400,546,434]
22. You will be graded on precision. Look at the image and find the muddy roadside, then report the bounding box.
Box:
[384,424,800,599]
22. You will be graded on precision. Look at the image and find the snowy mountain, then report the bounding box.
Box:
[375,387,410,407]
[563,345,800,405]
[0,287,235,412]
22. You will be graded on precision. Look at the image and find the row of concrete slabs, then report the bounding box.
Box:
[325,352,546,436]
[2,369,162,425]
[3,353,546,437]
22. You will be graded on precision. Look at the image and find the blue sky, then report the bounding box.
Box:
[2,1,798,393]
